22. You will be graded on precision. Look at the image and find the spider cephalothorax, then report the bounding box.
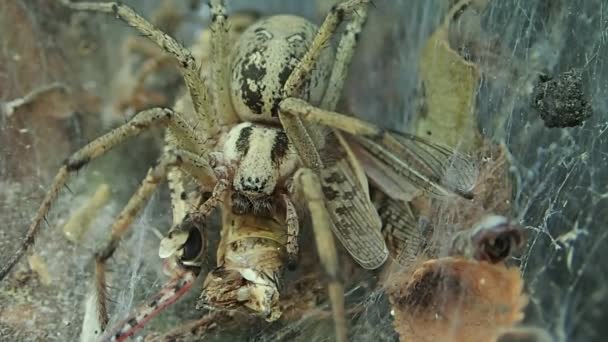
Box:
[222,122,298,205]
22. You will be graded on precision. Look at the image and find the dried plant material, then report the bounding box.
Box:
[111,36,176,117]
[0,1,106,181]
[450,215,524,264]
[388,258,527,342]
[412,141,513,248]
[495,326,554,342]
[414,0,483,151]
[62,183,111,243]
[279,272,326,321]
[1,83,72,119]
[144,312,226,342]
[27,254,51,286]
[0,303,37,330]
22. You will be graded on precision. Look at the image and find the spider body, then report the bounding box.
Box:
[219,14,334,213]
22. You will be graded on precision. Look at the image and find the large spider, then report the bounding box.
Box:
[0,0,479,341]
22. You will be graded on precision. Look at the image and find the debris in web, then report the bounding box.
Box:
[531,68,593,128]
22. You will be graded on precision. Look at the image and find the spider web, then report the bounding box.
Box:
[1,0,607,341]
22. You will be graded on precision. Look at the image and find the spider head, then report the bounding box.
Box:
[159,214,206,271]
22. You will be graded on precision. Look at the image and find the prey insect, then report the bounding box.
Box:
[0,0,479,341]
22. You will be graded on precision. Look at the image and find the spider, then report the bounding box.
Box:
[0,0,479,340]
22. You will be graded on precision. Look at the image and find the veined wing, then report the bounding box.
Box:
[376,196,424,267]
[350,130,479,201]
[319,131,388,270]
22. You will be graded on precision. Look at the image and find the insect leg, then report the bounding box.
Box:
[58,0,218,136]
[282,193,300,269]
[295,168,346,342]
[87,149,214,335]
[0,107,211,281]
[99,270,197,342]
[209,0,238,126]
[321,1,369,111]
[195,177,229,217]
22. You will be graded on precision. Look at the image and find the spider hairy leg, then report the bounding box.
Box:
[57,0,218,135]
[209,0,237,125]
[0,107,209,281]
[281,97,381,136]
[94,149,209,264]
[278,0,370,170]
[295,168,346,342]
[321,0,369,110]
[167,166,191,226]
[282,0,370,98]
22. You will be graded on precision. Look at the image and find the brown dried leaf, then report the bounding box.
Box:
[414,0,484,151]
[388,258,527,342]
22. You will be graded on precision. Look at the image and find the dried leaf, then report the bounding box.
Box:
[388,258,527,342]
[414,0,484,151]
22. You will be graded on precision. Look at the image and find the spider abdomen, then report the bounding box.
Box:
[231,15,334,123]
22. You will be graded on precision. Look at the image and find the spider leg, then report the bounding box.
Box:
[84,148,213,339]
[278,0,370,170]
[58,0,218,136]
[294,168,346,342]
[282,0,369,98]
[281,97,380,137]
[321,1,369,111]
[0,107,214,281]
[167,165,190,226]
[209,0,238,126]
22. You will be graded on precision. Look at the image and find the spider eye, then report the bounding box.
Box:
[181,226,204,263]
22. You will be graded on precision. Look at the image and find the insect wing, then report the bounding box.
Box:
[278,112,388,269]
[320,157,389,270]
[351,131,479,200]
[377,197,424,267]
